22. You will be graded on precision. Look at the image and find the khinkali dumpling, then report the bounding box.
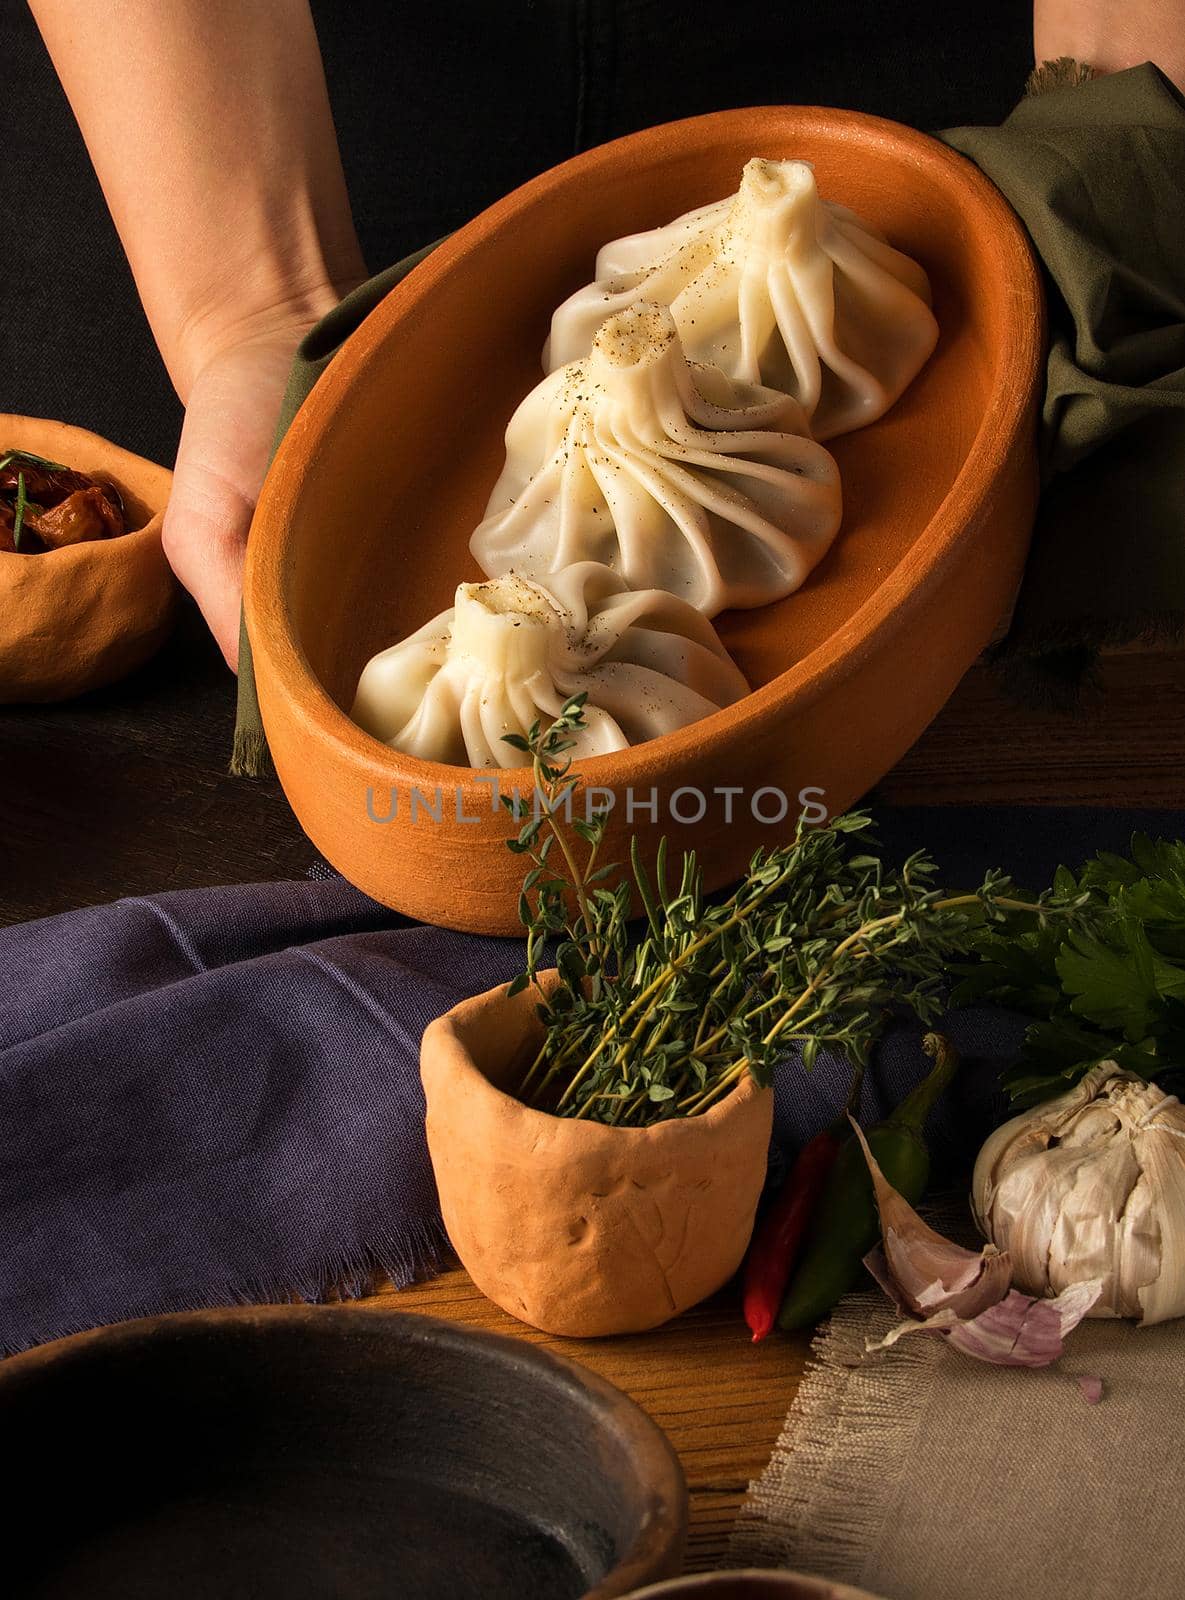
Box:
[546,158,939,441]
[351,562,748,768]
[470,304,842,618]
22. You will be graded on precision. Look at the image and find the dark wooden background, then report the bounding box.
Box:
[0,606,313,924]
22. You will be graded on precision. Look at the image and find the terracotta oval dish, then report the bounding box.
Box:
[0,1305,687,1600]
[246,106,1043,934]
[421,972,774,1337]
[0,414,175,703]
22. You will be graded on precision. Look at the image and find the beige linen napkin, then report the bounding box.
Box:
[731,1283,1185,1599]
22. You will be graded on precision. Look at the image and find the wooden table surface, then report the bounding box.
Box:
[3,602,1183,1571]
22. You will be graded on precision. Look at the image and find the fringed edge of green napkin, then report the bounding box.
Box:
[231,608,269,777]
[994,609,1185,712]
[1025,55,1097,95]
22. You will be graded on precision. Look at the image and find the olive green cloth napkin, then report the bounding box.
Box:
[233,64,1185,776]
[942,62,1185,701]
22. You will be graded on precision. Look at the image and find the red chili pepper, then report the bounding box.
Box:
[743,1126,843,1342]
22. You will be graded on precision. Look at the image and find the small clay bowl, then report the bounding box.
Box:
[0,1304,687,1600]
[246,106,1043,934]
[0,414,175,703]
[421,972,774,1337]
[626,1572,886,1599]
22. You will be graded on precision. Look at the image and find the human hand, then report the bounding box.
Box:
[1035,0,1185,90]
[162,310,321,672]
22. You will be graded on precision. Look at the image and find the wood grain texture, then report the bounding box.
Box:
[877,645,1185,806]
[0,603,314,925]
[374,1267,812,1574]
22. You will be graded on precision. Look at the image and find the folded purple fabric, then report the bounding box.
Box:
[0,880,522,1352]
[2,806,1180,1354]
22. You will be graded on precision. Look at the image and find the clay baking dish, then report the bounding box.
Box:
[0,415,175,703]
[246,106,1043,934]
[0,1305,687,1599]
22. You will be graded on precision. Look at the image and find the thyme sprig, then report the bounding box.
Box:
[0,449,68,476]
[2,451,66,552]
[12,471,27,550]
[504,699,1089,1127]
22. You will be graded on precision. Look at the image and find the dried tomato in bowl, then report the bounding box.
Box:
[0,449,127,554]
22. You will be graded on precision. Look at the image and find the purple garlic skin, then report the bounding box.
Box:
[853,1116,1101,1368]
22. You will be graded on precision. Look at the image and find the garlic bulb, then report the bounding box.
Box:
[972,1064,1185,1325]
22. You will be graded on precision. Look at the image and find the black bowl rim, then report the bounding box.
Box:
[0,1302,688,1600]
[625,1569,888,1598]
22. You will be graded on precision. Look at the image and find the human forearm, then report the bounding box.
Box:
[1034,0,1185,90]
[29,0,365,400]
[30,0,366,667]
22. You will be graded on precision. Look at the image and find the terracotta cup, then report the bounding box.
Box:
[246,105,1044,934]
[0,415,175,703]
[420,972,774,1337]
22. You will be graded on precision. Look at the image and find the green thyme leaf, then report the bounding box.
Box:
[12,470,27,550]
[0,448,68,474]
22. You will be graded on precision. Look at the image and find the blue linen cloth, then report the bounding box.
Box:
[2,805,1181,1355]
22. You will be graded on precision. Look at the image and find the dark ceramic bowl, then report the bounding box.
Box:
[1,1306,687,1599]
[626,1572,885,1599]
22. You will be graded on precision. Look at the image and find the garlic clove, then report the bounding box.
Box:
[942,1280,1102,1367]
[863,1245,911,1316]
[851,1117,1013,1320]
[971,1063,1121,1235]
[994,1127,1143,1313]
[1132,1096,1185,1324]
[869,1279,1103,1368]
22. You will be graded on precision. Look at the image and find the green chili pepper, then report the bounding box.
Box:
[776,1034,957,1331]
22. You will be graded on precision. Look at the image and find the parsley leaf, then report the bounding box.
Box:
[960,834,1185,1105]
